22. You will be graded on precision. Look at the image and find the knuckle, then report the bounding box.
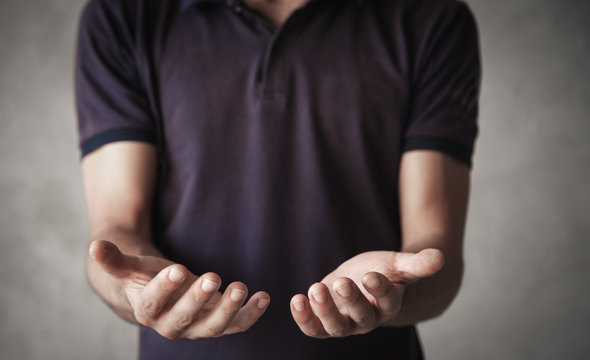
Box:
[185,333,200,340]
[190,289,207,306]
[174,312,193,330]
[315,306,332,317]
[355,325,373,335]
[236,321,252,332]
[355,313,374,327]
[227,320,250,335]
[327,327,347,338]
[138,296,158,314]
[158,328,179,340]
[384,297,402,313]
[380,304,400,320]
[302,328,318,337]
[133,310,152,326]
[219,305,238,318]
[305,329,326,339]
[204,326,223,338]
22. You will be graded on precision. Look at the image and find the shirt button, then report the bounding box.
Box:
[234,5,242,13]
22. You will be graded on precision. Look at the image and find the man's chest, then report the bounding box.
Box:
[159,4,408,122]
[145,1,412,172]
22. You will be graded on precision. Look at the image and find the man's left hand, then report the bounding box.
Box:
[290,249,444,338]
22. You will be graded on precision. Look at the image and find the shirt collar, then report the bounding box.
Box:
[181,0,320,12]
[181,0,227,12]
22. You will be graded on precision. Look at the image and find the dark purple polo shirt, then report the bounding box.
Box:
[75,0,480,358]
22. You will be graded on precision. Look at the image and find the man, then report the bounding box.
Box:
[75,0,480,358]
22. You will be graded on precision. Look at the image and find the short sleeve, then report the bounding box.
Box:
[403,0,481,167]
[75,0,155,157]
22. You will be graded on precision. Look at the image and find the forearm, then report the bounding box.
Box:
[86,226,164,323]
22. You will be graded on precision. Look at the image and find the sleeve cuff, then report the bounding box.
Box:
[402,136,473,168]
[80,128,156,157]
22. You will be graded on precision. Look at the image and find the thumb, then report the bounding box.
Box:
[392,248,445,283]
[89,240,137,278]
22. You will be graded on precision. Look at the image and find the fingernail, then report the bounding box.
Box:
[168,267,185,283]
[364,275,381,290]
[311,290,326,303]
[230,289,247,302]
[293,299,305,312]
[90,241,109,260]
[201,279,219,293]
[335,284,352,298]
[88,241,98,258]
[257,298,270,309]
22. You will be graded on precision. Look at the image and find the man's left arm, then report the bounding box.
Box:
[387,149,469,325]
[290,150,470,337]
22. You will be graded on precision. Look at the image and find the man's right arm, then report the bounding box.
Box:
[83,140,163,322]
[82,142,270,338]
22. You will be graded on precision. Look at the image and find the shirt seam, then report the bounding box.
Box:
[80,127,156,158]
[402,135,473,168]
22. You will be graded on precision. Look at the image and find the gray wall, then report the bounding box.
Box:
[0,0,588,359]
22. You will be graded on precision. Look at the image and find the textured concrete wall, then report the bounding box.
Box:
[0,0,588,359]
[418,1,590,359]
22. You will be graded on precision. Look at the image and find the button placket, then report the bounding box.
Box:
[227,1,313,100]
[257,7,310,99]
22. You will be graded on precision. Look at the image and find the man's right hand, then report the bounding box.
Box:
[89,240,270,339]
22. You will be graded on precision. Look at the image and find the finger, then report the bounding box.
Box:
[362,272,403,319]
[133,264,189,325]
[89,240,138,278]
[391,248,445,283]
[332,277,376,332]
[158,272,221,339]
[308,282,350,337]
[222,291,270,335]
[290,294,328,338]
[189,281,249,338]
